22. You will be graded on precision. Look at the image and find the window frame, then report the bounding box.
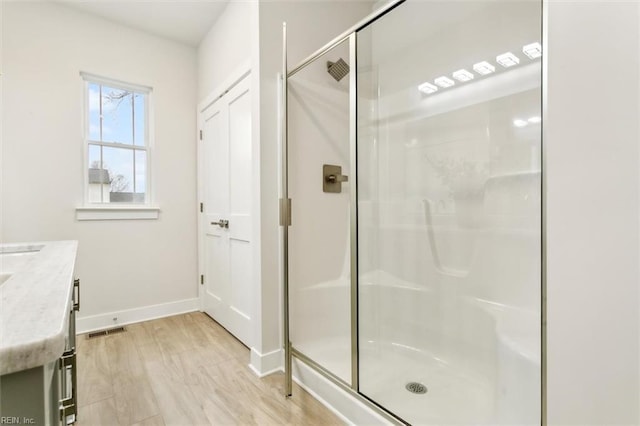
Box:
[78,73,158,220]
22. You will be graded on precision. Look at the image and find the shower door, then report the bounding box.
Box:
[287,38,353,385]
[357,1,542,424]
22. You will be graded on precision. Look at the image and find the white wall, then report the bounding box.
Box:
[197,1,255,101]
[546,1,640,424]
[1,2,199,328]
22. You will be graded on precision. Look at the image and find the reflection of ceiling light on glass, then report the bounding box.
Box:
[473,61,495,75]
[523,42,542,59]
[528,116,541,123]
[496,52,520,67]
[513,119,528,128]
[421,47,535,96]
[434,76,455,88]
[452,69,474,82]
[418,82,438,94]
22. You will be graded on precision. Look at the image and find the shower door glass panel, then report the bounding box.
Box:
[288,40,352,384]
[357,1,541,424]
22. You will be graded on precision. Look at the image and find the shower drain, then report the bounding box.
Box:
[405,382,427,394]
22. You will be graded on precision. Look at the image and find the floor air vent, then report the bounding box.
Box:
[87,326,126,339]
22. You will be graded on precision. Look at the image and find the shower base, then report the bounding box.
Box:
[359,341,495,425]
[293,335,538,425]
[294,338,494,424]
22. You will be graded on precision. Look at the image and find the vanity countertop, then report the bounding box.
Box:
[0,241,78,375]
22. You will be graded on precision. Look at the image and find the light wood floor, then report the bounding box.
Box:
[75,312,343,426]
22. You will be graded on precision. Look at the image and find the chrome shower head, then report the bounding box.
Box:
[327,58,350,82]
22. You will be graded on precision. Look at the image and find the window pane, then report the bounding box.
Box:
[87,144,104,203]
[88,83,101,141]
[134,150,147,197]
[88,143,101,169]
[134,94,145,146]
[103,146,134,202]
[101,86,133,145]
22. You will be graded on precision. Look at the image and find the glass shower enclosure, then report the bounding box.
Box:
[283,1,542,424]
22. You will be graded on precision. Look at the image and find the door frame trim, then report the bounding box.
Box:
[198,60,251,114]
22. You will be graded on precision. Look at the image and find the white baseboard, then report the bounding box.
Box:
[292,358,391,426]
[249,347,283,377]
[76,298,199,334]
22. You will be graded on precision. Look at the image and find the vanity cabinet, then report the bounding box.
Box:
[0,278,78,425]
[0,242,79,426]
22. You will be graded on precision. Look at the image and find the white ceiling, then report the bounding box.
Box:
[55,0,230,46]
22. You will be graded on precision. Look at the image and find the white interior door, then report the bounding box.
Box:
[199,74,252,346]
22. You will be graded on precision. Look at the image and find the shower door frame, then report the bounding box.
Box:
[280,1,547,424]
[281,3,408,421]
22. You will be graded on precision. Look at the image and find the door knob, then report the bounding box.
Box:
[211,220,229,228]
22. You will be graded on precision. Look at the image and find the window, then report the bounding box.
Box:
[82,73,151,206]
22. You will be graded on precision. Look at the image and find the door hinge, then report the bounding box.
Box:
[200,202,203,213]
[200,274,204,285]
[199,130,203,140]
[279,198,291,226]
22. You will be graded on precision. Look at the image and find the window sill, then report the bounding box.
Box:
[76,206,160,221]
